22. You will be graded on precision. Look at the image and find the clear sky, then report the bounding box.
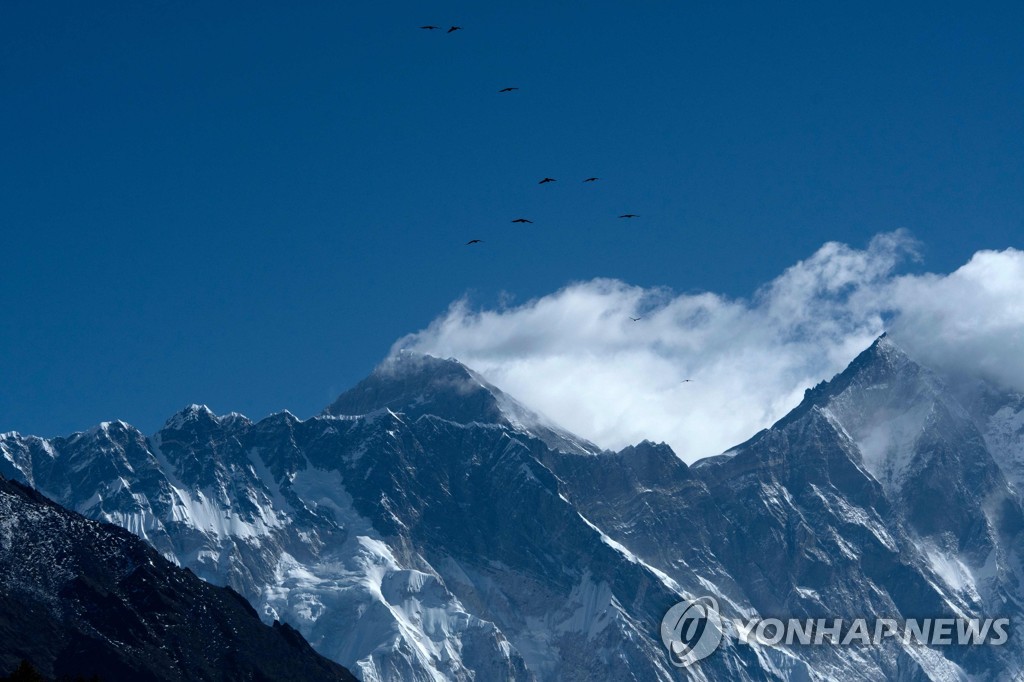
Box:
[2,1,1022,438]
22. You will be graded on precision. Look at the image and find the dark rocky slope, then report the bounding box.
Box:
[0,475,358,682]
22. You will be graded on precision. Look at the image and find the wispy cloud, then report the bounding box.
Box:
[396,231,1024,461]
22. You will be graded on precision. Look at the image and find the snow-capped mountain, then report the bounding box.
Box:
[0,353,699,681]
[0,473,358,681]
[550,335,1024,679]
[3,338,1024,679]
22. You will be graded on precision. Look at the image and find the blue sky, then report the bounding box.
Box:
[2,1,1022,438]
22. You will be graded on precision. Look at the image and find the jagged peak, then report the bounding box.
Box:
[261,409,299,422]
[161,404,216,432]
[617,439,673,454]
[160,404,250,432]
[175,403,216,418]
[713,333,957,479]
[867,331,910,363]
[66,419,142,444]
[770,333,919,429]
[614,440,684,465]
[93,419,131,433]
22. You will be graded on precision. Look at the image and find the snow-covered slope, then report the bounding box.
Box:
[0,473,358,682]
[325,350,601,456]
[2,406,533,682]
[0,357,697,680]
[4,340,1024,679]
[552,335,1024,679]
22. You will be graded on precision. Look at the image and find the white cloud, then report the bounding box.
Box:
[885,249,1024,388]
[395,232,1024,462]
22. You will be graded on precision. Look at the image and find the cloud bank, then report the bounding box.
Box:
[396,231,1024,462]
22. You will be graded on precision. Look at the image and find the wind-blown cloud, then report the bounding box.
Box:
[396,231,1024,462]
[885,250,1024,388]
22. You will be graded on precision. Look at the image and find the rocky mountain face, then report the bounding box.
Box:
[3,340,1024,680]
[0,474,357,682]
[551,336,1024,679]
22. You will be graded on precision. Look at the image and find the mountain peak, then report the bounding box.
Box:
[160,404,251,433]
[325,351,600,454]
[772,333,914,429]
[325,352,502,423]
[69,419,136,442]
[164,404,218,430]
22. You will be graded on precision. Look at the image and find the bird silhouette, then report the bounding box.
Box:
[539,178,556,184]
[619,214,639,218]
[630,316,642,322]
[681,379,694,383]
[465,239,483,245]
[498,87,519,93]
[583,177,599,182]
[511,218,533,224]
[420,25,440,30]
[447,26,462,33]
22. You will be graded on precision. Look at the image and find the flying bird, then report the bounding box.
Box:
[511,218,533,224]
[629,316,642,322]
[465,239,483,245]
[619,214,639,218]
[681,379,693,383]
[420,25,440,30]
[583,177,599,182]
[538,177,556,184]
[447,26,462,33]
[498,87,519,93]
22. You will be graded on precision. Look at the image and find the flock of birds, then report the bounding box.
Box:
[462,175,640,245]
[418,23,683,363]
[417,24,640,248]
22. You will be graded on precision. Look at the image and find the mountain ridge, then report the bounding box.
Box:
[0,473,359,682]
[4,336,1024,679]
